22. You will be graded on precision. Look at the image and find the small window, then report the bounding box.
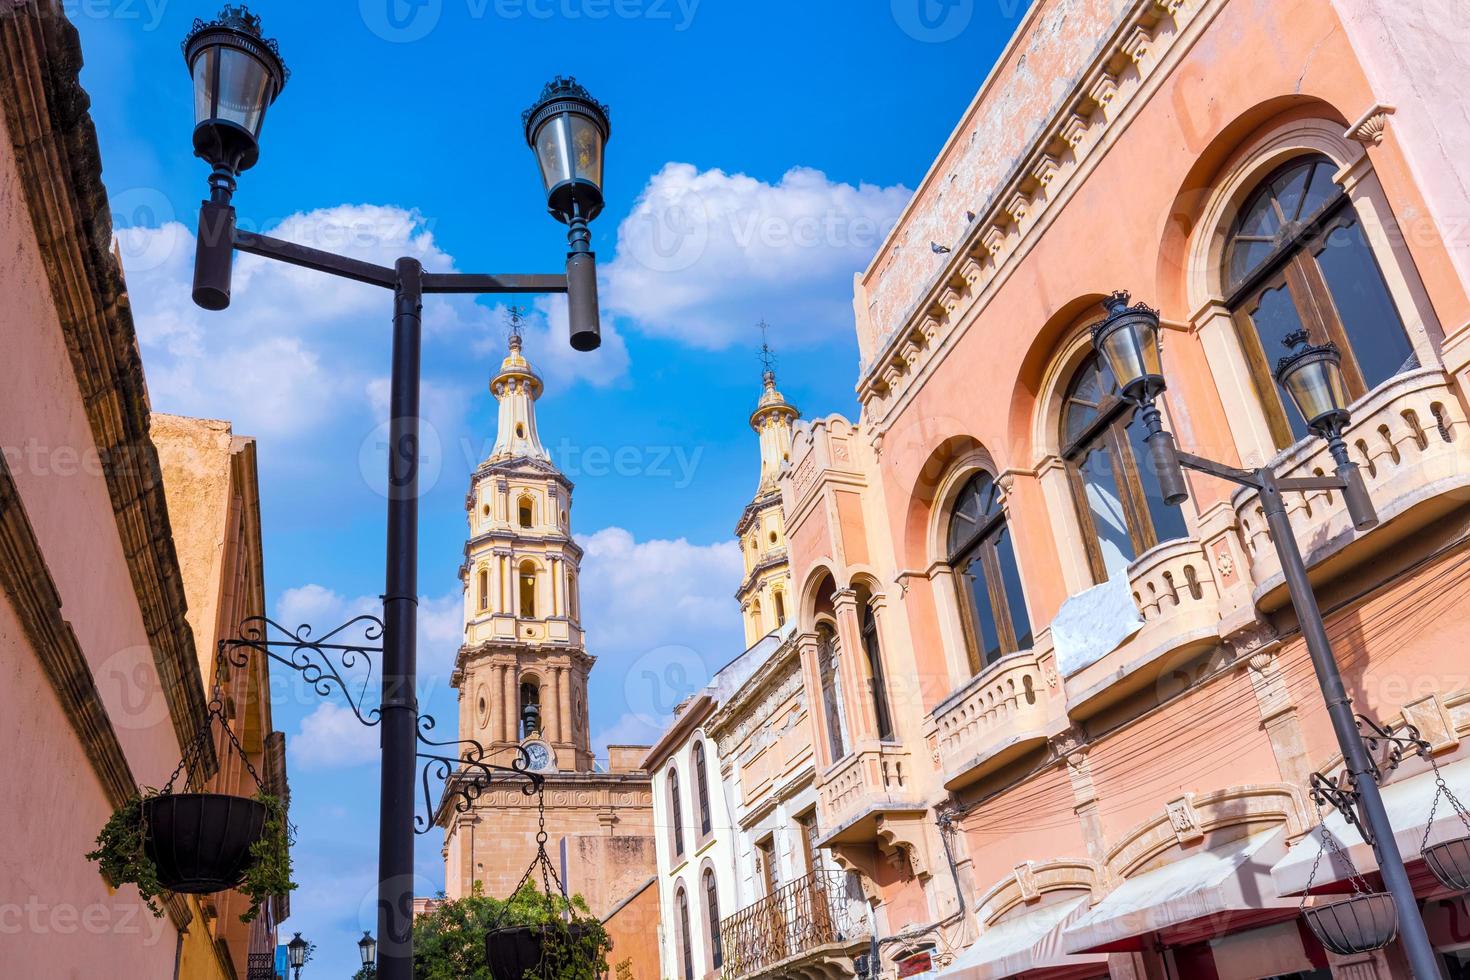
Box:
[518,496,534,529]
[860,601,895,741]
[478,568,489,612]
[773,591,787,627]
[817,625,848,761]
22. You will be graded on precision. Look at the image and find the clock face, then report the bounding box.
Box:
[523,740,555,772]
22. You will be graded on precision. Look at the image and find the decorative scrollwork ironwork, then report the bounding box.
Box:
[1310,770,1372,847]
[414,730,542,835]
[219,615,383,727]
[1356,714,1432,783]
[221,614,544,837]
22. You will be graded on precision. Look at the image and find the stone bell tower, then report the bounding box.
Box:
[736,325,800,646]
[440,328,657,919]
[451,330,594,773]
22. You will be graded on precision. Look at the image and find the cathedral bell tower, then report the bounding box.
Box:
[452,330,594,773]
[735,328,800,646]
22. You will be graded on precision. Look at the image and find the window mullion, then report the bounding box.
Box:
[979,538,1016,655]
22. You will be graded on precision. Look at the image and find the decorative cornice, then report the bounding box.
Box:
[0,3,210,769]
[856,0,1205,425]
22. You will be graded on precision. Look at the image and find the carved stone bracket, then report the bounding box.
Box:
[1346,103,1396,147]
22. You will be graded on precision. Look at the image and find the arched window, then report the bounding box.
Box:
[519,679,540,739]
[859,601,895,740]
[676,884,694,980]
[1225,154,1416,448]
[693,742,713,836]
[1062,353,1189,581]
[669,769,685,857]
[749,598,764,636]
[816,624,848,761]
[567,570,579,621]
[477,568,489,611]
[518,495,534,529]
[703,868,723,971]
[947,472,1034,672]
[518,561,537,618]
[774,590,787,627]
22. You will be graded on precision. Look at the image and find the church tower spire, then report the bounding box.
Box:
[453,326,594,775]
[736,323,799,646]
[488,318,550,463]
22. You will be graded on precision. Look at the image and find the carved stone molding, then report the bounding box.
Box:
[1104,783,1309,878]
[1346,103,1396,147]
[973,857,1108,925]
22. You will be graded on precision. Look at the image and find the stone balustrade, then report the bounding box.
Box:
[932,649,1057,790]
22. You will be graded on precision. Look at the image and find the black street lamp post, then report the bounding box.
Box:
[286,932,309,979]
[182,8,606,979]
[1090,291,1440,978]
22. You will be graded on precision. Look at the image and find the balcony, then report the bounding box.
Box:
[720,871,869,980]
[1063,538,1223,717]
[932,647,1059,791]
[816,743,925,846]
[1233,367,1470,601]
[246,953,276,980]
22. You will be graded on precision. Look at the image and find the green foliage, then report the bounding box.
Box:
[351,968,377,980]
[85,791,166,917]
[84,790,295,923]
[414,883,612,980]
[239,792,295,923]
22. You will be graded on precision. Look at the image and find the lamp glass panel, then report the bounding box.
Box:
[569,113,604,188]
[1282,357,1347,427]
[191,48,216,126]
[535,115,574,192]
[1097,323,1155,392]
[215,47,272,135]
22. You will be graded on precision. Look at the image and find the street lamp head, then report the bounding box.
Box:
[286,932,309,969]
[1274,330,1350,436]
[523,76,611,224]
[358,931,377,968]
[1091,290,1165,403]
[183,5,288,175]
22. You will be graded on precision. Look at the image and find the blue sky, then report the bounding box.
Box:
[75,0,1027,974]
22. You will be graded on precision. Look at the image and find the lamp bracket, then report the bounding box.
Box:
[1175,450,1260,490]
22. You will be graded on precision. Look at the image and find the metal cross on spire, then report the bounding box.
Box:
[505,304,528,344]
[757,319,778,376]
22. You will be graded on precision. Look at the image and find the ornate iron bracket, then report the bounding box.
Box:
[1308,715,1434,847]
[221,615,542,836]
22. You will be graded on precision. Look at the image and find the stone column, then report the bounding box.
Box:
[927,563,974,690]
[832,589,879,744]
[1051,727,1107,863]
[544,668,561,743]
[1243,643,1313,788]
[501,662,517,743]
[558,666,572,745]
[550,556,563,617]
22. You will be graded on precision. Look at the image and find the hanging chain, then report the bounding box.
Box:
[1303,775,1376,903]
[161,678,266,797]
[1419,737,1470,852]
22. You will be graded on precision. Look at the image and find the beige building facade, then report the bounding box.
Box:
[440,334,657,922]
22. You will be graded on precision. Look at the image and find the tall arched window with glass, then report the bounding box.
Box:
[703,868,723,971]
[816,624,848,761]
[1225,154,1417,448]
[669,769,685,858]
[947,472,1035,672]
[859,602,895,740]
[693,741,713,837]
[676,885,694,980]
[1062,354,1190,582]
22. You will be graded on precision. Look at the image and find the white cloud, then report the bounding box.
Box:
[117,203,628,447]
[575,527,746,755]
[603,163,911,349]
[293,702,379,770]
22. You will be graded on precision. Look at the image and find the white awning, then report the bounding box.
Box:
[936,897,1108,979]
[1062,829,1293,954]
[1273,755,1470,896]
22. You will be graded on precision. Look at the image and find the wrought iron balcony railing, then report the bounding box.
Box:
[246,952,277,980]
[719,871,860,979]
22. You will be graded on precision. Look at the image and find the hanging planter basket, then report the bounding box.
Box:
[1425,836,1470,892]
[1303,893,1398,955]
[486,922,599,980]
[143,793,268,894]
